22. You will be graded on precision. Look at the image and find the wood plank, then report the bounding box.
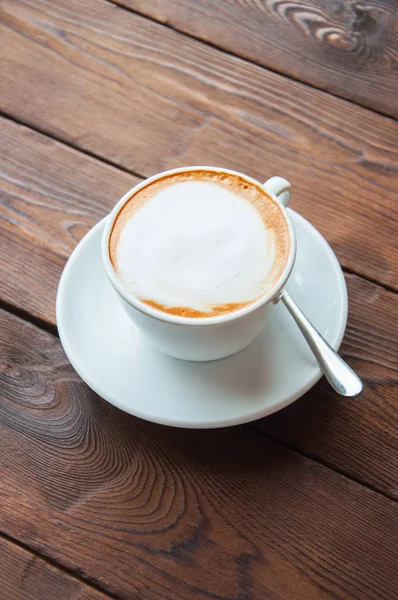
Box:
[0,118,138,323]
[0,117,397,497]
[116,0,398,118]
[0,536,109,600]
[1,308,397,600]
[0,0,397,288]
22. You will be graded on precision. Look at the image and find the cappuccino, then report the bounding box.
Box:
[109,170,290,318]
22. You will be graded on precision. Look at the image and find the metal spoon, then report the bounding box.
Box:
[281,291,363,398]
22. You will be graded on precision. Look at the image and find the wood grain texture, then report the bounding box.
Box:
[0,536,110,600]
[0,117,397,497]
[0,0,397,288]
[1,308,397,600]
[0,118,138,323]
[117,0,398,118]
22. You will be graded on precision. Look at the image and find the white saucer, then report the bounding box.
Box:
[56,211,347,428]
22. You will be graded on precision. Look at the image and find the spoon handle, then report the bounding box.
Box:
[281,291,363,398]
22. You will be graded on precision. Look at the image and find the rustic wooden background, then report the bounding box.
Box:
[0,1,397,598]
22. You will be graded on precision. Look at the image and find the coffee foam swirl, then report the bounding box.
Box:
[109,170,290,317]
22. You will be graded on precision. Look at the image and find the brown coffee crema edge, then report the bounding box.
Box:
[140,298,260,318]
[109,169,291,318]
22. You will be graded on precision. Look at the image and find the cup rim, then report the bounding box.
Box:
[101,166,297,327]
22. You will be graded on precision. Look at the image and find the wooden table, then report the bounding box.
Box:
[0,1,397,598]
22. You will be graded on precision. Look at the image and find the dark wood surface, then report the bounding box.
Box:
[116,0,398,118]
[1,309,397,600]
[0,1,397,598]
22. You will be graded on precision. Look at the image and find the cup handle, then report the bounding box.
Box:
[263,176,292,207]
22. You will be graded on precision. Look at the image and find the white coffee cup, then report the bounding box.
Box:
[102,167,296,361]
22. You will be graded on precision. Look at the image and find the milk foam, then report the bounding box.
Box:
[113,178,285,315]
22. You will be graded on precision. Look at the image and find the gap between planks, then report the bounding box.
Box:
[0,110,144,183]
[0,531,119,600]
[247,426,397,503]
[103,0,397,121]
